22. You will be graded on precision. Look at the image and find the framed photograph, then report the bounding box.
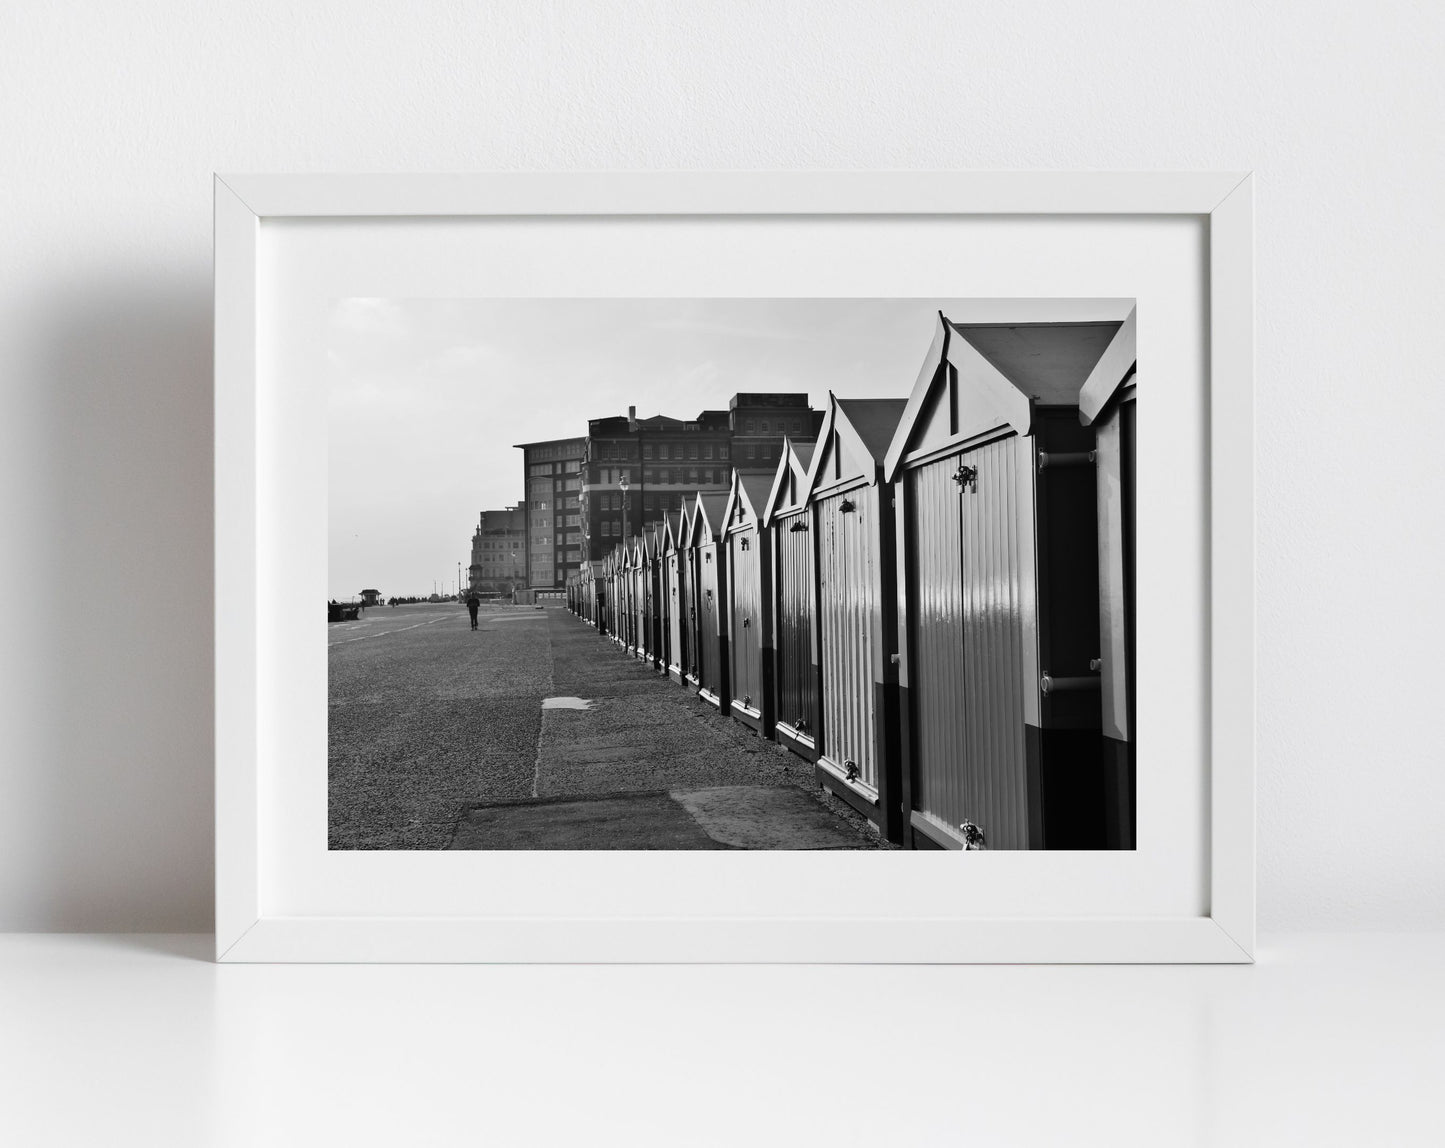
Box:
[215,172,1253,962]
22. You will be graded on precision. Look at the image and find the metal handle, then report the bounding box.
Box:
[1040,673,1102,695]
[1038,451,1096,470]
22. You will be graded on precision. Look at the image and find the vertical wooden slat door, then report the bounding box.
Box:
[774,515,817,739]
[730,531,761,709]
[698,548,721,695]
[818,490,877,793]
[907,438,1030,849]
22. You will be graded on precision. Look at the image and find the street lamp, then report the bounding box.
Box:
[619,472,630,543]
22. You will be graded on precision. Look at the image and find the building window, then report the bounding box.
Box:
[720,445,729,460]
[746,419,756,433]
[746,445,756,459]
[791,420,801,433]
[688,444,698,460]
[657,444,668,460]
[760,420,769,434]
[703,444,714,460]
[643,444,653,459]
[688,468,698,484]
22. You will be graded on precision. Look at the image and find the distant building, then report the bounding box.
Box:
[468,507,527,595]
[578,394,822,561]
[512,436,586,589]
[359,589,381,607]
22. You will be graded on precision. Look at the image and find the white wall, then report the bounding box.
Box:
[3,1,1441,932]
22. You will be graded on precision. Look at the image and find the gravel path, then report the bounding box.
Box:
[329,602,886,849]
[328,603,550,849]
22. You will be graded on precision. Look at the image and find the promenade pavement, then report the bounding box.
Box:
[328,602,883,850]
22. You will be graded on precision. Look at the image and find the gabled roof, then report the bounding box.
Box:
[643,526,660,561]
[687,492,729,546]
[721,469,772,533]
[802,392,908,502]
[762,436,814,525]
[1078,307,1138,425]
[884,312,1127,480]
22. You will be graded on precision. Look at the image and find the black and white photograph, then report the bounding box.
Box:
[328,297,1137,851]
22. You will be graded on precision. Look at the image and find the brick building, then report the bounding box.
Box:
[578,393,821,561]
[467,507,527,595]
[513,436,586,589]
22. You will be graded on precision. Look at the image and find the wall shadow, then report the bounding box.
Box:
[22,276,215,931]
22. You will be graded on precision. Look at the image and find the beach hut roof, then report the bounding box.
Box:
[1078,307,1138,425]
[687,491,730,546]
[761,436,815,525]
[722,468,772,532]
[802,393,908,502]
[884,311,1128,480]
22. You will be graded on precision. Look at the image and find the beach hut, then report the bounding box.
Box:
[1078,309,1138,849]
[664,504,692,686]
[588,558,606,632]
[884,312,1126,850]
[686,491,731,712]
[621,539,639,652]
[721,469,776,735]
[763,438,818,760]
[638,527,661,669]
[606,546,623,643]
[618,539,636,653]
[629,533,649,662]
[802,394,909,842]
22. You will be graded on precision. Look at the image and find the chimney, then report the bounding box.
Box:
[628,405,637,430]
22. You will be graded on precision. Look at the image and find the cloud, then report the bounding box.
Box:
[331,298,411,337]
[424,342,507,373]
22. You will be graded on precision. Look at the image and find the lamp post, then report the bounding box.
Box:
[619,471,630,543]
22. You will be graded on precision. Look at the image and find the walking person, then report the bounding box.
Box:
[466,588,482,630]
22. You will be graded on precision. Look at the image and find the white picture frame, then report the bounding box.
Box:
[215,172,1253,963]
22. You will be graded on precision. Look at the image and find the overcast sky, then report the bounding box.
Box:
[327,297,1112,598]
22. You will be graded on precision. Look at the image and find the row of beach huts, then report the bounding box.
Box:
[566,310,1138,850]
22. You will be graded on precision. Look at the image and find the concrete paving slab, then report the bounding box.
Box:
[672,786,870,850]
[449,792,728,850]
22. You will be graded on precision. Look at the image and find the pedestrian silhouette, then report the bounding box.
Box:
[466,589,482,630]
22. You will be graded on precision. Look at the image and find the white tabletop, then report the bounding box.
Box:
[2,932,1440,1147]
